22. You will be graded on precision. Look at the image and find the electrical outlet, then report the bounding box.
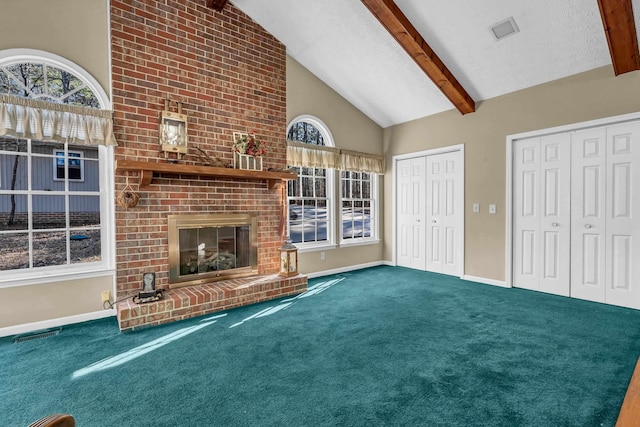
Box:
[101,291,111,304]
[320,251,326,261]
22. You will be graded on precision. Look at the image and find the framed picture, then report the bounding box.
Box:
[142,272,156,292]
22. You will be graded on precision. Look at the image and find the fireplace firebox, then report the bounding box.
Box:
[167,213,258,288]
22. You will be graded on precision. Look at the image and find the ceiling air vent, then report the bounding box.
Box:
[490,16,519,41]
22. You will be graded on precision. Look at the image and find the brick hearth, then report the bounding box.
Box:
[117,274,307,332]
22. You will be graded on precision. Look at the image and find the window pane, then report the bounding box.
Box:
[33,231,66,267]
[1,194,28,228]
[70,195,100,227]
[316,200,327,220]
[287,121,325,146]
[342,201,354,239]
[316,221,328,241]
[0,233,29,270]
[289,220,303,244]
[363,179,371,199]
[0,152,28,190]
[352,179,361,198]
[31,153,59,191]
[32,195,65,229]
[5,64,44,96]
[70,229,101,264]
[315,177,326,198]
[301,176,314,197]
[363,207,371,237]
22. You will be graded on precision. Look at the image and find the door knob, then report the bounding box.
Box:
[432,220,437,223]
[584,224,592,229]
[551,222,559,227]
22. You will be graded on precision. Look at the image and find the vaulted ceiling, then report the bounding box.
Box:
[228,0,640,128]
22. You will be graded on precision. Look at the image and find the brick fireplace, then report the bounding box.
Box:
[111,0,306,331]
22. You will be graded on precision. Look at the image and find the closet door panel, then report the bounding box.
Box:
[604,122,640,309]
[539,134,570,296]
[513,134,570,296]
[571,128,607,303]
[396,157,426,270]
[513,138,541,290]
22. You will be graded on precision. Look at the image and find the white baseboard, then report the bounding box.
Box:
[462,275,509,288]
[304,261,385,279]
[0,309,116,338]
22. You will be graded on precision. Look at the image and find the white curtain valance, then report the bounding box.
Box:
[287,140,385,174]
[0,94,117,146]
[287,140,340,169]
[339,148,385,174]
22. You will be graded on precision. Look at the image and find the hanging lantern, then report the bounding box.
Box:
[279,239,298,277]
[160,99,188,160]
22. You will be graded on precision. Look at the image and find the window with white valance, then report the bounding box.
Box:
[0,50,114,285]
[286,115,381,249]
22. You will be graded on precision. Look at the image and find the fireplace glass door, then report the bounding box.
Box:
[179,225,250,275]
[168,214,258,287]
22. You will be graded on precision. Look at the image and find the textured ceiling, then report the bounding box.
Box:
[231,0,640,128]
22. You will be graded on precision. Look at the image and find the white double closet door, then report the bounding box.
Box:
[396,149,463,276]
[513,121,640,309]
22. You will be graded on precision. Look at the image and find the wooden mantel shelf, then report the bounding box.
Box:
[116,159,296,189]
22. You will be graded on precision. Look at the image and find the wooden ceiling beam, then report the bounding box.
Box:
[597,0,640,75]
[361,0,475,115]
[206,0,229,12]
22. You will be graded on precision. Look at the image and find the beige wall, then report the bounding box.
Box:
[0,0,112,334]
[287,56,385,274]
[383,66,640,282]
[0,0,111,97]
[0,276,113,328]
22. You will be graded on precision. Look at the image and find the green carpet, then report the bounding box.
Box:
[2,266,640,426]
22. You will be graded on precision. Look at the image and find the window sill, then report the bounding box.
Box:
[0,265,115,289]
[339,239,381,248]
[295,239,380,253]
[296,243,338,253]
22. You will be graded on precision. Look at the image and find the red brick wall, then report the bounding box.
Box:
[111,0,287,298]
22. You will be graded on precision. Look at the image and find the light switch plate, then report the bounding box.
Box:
[473,203,480,213]
[489,204,496,214]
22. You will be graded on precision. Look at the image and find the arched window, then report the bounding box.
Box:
[0,50,113,282]
[287,115,380,251]
[286,116,335,247]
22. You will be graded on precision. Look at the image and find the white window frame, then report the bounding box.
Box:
[287,115,336,251]
[339,170,379,246]
[0,49,114,288]
[53,149,84,182]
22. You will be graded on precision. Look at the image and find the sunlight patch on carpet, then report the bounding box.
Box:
[229,277,345,329]
[229,303,294,328]
[71,320,217,379]
[285,277,345,300]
